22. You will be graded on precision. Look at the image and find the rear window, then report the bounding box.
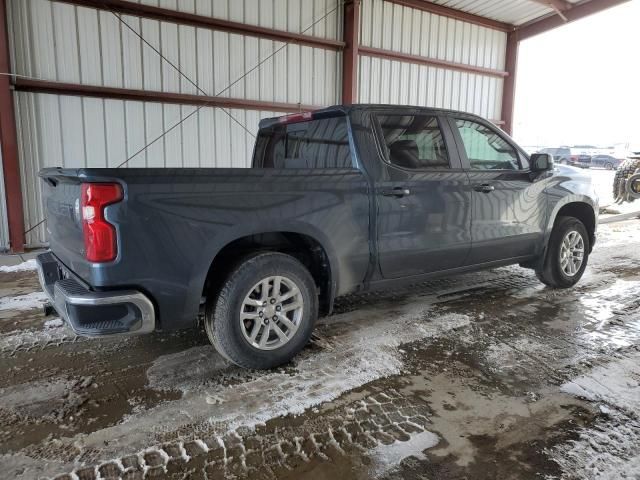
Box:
[254,116,352,169]
[376,114,450,169]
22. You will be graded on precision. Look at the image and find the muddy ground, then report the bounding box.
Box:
[1,219,639,480]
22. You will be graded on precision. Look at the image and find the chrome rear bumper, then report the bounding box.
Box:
[37,252,155,337]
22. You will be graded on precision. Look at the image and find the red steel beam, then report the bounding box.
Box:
[0,0,25,252]
[13,78,321,113]
[386,0,513,32]
[500,32,518,135]
[516,0,630,40]
[54,0,345,51]
[342,0,360,104]
[359,46,509,79]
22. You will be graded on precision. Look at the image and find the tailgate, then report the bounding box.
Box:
[39,169,88,273]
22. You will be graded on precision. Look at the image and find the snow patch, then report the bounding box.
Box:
[370,430,440,477]
[551,352,640,479]
[44,318,64,329]
[0,291,48,312]
[0,326,76,354]
[560,354,640,414]
[0,259,37,273]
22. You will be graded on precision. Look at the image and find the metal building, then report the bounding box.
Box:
[0,0,629,251]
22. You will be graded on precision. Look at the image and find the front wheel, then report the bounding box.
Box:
[205,252,318,369]
[536,216,590,288]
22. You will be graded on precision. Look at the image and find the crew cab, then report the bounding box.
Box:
[38,105,598,369]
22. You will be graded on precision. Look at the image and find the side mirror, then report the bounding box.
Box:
[530,153,554,172]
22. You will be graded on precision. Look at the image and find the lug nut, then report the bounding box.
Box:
[270,298,276,304]
[273,315,278,321]
[263,301,267,307]
[258,311,263,317]
[276,305,281,312]
[264,318,269,325]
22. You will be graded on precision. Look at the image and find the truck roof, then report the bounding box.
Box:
[258,104,490,129]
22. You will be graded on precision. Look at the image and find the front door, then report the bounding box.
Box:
[373,112,472,279]
[449,116,546,265]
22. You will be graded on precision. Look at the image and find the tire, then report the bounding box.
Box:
[535,216,590,289]
[605,162,613,171]
[205,252,318,369]
[613,157,640,204]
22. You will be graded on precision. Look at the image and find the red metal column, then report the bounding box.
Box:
[341,0,360,104]
[500,31,519,136]
[0,0,25,252]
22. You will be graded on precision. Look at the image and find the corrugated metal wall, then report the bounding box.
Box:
[0,147,9,252]
[358,0,506,121]
[3,0,510,248]
[7,0,342,246]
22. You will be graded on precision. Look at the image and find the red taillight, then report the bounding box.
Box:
[81,183,123,262]
[277,111,313,124]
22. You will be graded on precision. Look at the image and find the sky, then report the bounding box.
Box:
[513,1,640,151]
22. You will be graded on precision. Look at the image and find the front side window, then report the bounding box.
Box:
[376,114,450,169]
[455,119,520,170]
[256,116,352,169]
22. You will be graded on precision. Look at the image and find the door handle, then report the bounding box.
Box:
[473,184,495,193]
[381,187,411,198]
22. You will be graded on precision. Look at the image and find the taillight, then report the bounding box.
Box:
[81,183,123,262]
[277,111,313,124]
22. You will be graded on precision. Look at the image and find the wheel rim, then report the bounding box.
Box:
[239,275,304,350]
[559,230,585,277]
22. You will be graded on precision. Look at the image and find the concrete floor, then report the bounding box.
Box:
[0,218,639,480]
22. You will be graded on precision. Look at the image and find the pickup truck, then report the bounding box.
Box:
[37,105,598,369]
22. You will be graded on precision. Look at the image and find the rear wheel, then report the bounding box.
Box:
[205,252,318,369]
[536,216,590,288]
[605,162,614,170]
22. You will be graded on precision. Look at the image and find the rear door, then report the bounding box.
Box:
[448,116,546,265]
[373,110,472,279]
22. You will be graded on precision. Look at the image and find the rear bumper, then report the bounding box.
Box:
[37,252,155,337]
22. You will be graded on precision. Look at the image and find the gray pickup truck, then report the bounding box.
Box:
[37,105,598,369]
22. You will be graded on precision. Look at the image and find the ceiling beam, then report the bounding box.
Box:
[13,79,320,114]
[385,0,513,32]
[516,0,631,40]
[531,0,572,9]
[359,46,509,78]
[54,0,344,51]
[529,0,571,21]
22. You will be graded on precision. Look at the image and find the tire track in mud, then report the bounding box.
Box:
[51,388,437,480]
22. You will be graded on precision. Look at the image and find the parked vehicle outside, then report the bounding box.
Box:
[569,148,592,168]
[538,147,590,168]
[37,105,599,369]
[590,154,622,170]
[539,147,572,164]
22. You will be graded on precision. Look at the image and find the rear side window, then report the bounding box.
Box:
[376,114,449,169]
[255,116,352,169]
